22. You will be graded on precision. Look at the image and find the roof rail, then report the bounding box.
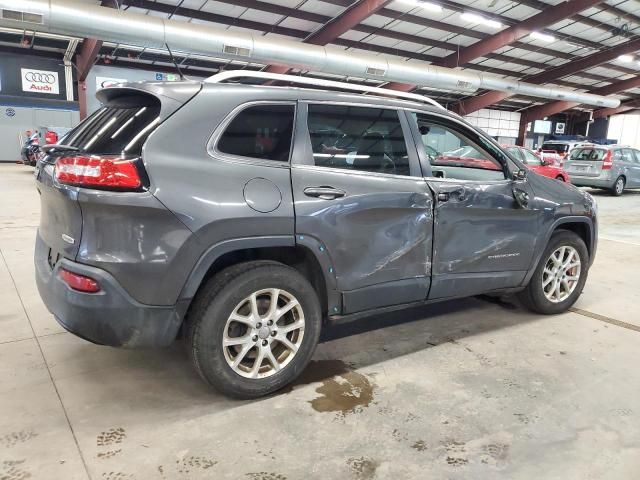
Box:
[205,70,445,110]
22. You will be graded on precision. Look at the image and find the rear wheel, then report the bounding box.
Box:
[611,176,625,196]
[555,175,565,182]
[185,261,322,399]
[518,231,588,314]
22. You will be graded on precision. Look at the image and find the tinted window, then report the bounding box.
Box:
[218,104,295,162]
[63,102,161,156]
[307,104,410,176]
[414,115,504,181]
[542,143,569,154]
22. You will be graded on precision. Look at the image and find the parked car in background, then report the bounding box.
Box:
[504,145,570,182]
[538,141,586,166]
[20,132,41,166]
[34,73,598,398]
[564,144,640,196]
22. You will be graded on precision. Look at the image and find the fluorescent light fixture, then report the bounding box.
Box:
[460,12,502,29]
[529,31,555,42]
[397,0,442,11]
[618,54,633,62]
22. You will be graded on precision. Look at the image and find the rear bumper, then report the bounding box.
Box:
[35,232,182,347]
[569,175,613,189]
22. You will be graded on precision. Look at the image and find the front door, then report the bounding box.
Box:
[291,102,433,314]
[408,111,540,299]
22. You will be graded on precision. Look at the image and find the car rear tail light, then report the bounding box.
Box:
[58,268,101,293]
[55,155,143,190]
[602,150,613,170]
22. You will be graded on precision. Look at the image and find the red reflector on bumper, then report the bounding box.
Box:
[58,268,101,293]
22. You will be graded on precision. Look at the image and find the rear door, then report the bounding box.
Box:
[629,150,640,187]
[291,102,433,314]
[622,149,640,187]
[408,111,540,299]
[35,96,163,260]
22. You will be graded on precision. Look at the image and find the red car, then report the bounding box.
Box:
[503,145,570,182]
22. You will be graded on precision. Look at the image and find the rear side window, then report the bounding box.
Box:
[570,148,605,161]
[63,98,161,156]
[307,104,410,176]
[217,104,295,162]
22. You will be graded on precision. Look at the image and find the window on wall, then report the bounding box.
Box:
[413,113,505,181]
[217,104,295,162]
[306,104,411,176]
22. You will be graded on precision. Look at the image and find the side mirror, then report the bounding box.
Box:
[513,168,527,181]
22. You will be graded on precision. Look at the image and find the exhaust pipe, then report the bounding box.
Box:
[0,0,620,109]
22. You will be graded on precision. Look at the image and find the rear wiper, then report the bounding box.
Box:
[40,144,82,157]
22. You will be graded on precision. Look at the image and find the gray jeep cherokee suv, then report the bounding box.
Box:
[34,73,598,398]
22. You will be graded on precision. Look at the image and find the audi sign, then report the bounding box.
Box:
[21,68,60,95]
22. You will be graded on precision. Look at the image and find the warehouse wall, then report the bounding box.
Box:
[464,109,522,144]
[607,114,640,148]
[0,52,79,162]
[0,106,79,161]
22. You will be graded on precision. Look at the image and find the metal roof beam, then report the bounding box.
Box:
[519,76,640,122]
[453,37,640,114]
[436,0,606,69]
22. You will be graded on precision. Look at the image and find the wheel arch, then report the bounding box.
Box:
[523,216,595,286]
[178,236,338,320]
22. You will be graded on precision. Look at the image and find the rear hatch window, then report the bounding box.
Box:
[568,148,605,161]
[62,95,161,155]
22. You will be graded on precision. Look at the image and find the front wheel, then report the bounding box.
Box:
[518,231,589,314]
[555,175,565,182]
[186,261,322,399]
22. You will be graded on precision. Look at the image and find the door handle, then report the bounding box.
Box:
[436,187,466,203]
[303,186,346,200]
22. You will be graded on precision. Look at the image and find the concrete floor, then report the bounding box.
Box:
[1,163,639,480]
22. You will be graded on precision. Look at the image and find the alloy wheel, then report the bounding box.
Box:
[541,246,581,303]
[223,288,305,379]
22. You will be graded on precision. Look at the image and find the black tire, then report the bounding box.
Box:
[185,261,322,399]
[611,176,625,196]
[555,175,565,182]
[518,230,589,315]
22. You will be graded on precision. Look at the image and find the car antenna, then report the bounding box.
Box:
[164,42,185,81]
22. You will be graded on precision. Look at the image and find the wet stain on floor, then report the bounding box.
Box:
[346,456,378,480]
[309,370,376,417]
[281,359,353,394]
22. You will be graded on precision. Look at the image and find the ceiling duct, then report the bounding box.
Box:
[0,0,620,109]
